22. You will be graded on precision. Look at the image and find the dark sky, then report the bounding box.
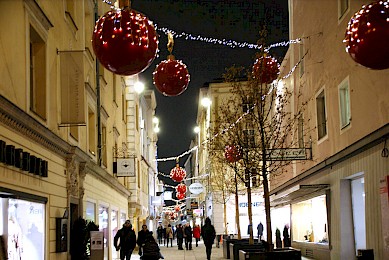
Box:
[131,0,289,175]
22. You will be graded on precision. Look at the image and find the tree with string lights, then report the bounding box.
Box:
[208,33,313,250]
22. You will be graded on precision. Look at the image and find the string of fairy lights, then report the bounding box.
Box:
[100,0,307,193]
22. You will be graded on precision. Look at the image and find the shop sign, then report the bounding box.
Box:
[116,158,135,177]
[189,183,204,194]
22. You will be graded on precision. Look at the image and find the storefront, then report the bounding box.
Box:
[0,188,47,260]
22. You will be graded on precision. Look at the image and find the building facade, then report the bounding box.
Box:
[270,0,389,259]
[0,0,157,259]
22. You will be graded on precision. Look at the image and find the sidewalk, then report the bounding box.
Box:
[129,240,224,260]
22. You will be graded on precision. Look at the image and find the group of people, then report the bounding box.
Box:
[114,217,217,260]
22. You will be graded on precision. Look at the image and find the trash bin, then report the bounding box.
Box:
[356,249,374,260]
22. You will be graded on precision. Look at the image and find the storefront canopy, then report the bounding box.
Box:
[270,184,329,207]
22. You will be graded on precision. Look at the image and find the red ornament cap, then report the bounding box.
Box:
[252,55,280,84]
[344,1,389,70]
[92,7,158,75]
[153,57,190,96]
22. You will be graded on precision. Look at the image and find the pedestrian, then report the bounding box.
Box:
[201,217,216,260]
[165,224,173,247]
[140,232,164,260]
[162,226,166,246]
[156,224,163,245]
[184,223,193,250]
[175,223,184,250]
[193,224,201,247]
[257,222,264,241]
[113,220,137,260]
[137,224,149,256]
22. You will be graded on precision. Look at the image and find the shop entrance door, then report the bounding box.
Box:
[351,177,366,254]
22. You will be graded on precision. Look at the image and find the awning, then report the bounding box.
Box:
[270,184,329,207]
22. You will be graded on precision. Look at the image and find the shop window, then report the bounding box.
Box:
[98,205,109,259]
[120,212,126,226]
[111,210,118,260]
[316,90,327,140]
[86,201,96,222]
[338,78,351,129]
[291,195,328,244]
[351,178,366,254]
[29,25,47,120]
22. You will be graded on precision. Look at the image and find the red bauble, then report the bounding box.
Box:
[176,192,185,200]
[252,55,280,84]
[170,164,187,182]
[176,183,187,194]
[153,56,190,96]
[92,7,158,75]
[344,1,389,70]
[174,205,181,212]
[225,145,243,163]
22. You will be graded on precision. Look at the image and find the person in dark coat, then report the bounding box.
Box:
[137,224,149,256]
[175,224,184,250]
[156,224,163,245]
[184,223,193,250]
[140,232,164,260]
[257,222,264,240]
[114,220,137,260]
[201,217,216,260]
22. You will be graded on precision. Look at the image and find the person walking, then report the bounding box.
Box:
[257,222,264,241]
[201,217,216,260]
[137,224,149,256]
[193,224,201,247]
[140,232,164,260]
[175,224,184,250]
[113,220,137,260]
[156,224,163,245]
[184,223,193,250]
[165,224,173,247]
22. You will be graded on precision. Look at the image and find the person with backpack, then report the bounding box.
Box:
[114,220,137,260]
[201,217,216,260]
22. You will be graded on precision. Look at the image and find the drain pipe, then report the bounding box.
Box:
[94,0,102,166]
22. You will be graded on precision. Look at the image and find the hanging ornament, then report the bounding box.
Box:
[153,33,190,96]
[176,192,185,200]
[224,145,243,163]
[252,54,280,84]
[344,1,389,70]
[92,1,158,75]
[174,205,181,212]
[170,159,187,182]
[176,183,187,194]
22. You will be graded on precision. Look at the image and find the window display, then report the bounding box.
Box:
[7,199,45,259]
[291,195,328,244]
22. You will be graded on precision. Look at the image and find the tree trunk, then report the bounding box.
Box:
[262,164,272,250]
[247,185,254,244]
[224,193,228,235]
[235,171,241,239]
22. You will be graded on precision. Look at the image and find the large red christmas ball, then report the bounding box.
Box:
[92,7,158,75]
[170,164,187,182]
[153,56,190,96]
[176,192,185,200]
[344,1,389,70]
[252,55,280,84]
[225,145,243,163]
[176,183,187,194]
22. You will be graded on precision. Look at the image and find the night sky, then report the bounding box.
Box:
[131,0,289,176]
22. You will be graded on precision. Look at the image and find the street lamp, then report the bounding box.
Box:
[134,81,145,93]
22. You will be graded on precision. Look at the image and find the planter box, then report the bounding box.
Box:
[223,238,249,259]
[239,247,302,260]
[230,242,265,260]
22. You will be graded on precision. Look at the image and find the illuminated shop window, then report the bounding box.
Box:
[291,195,328,244]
